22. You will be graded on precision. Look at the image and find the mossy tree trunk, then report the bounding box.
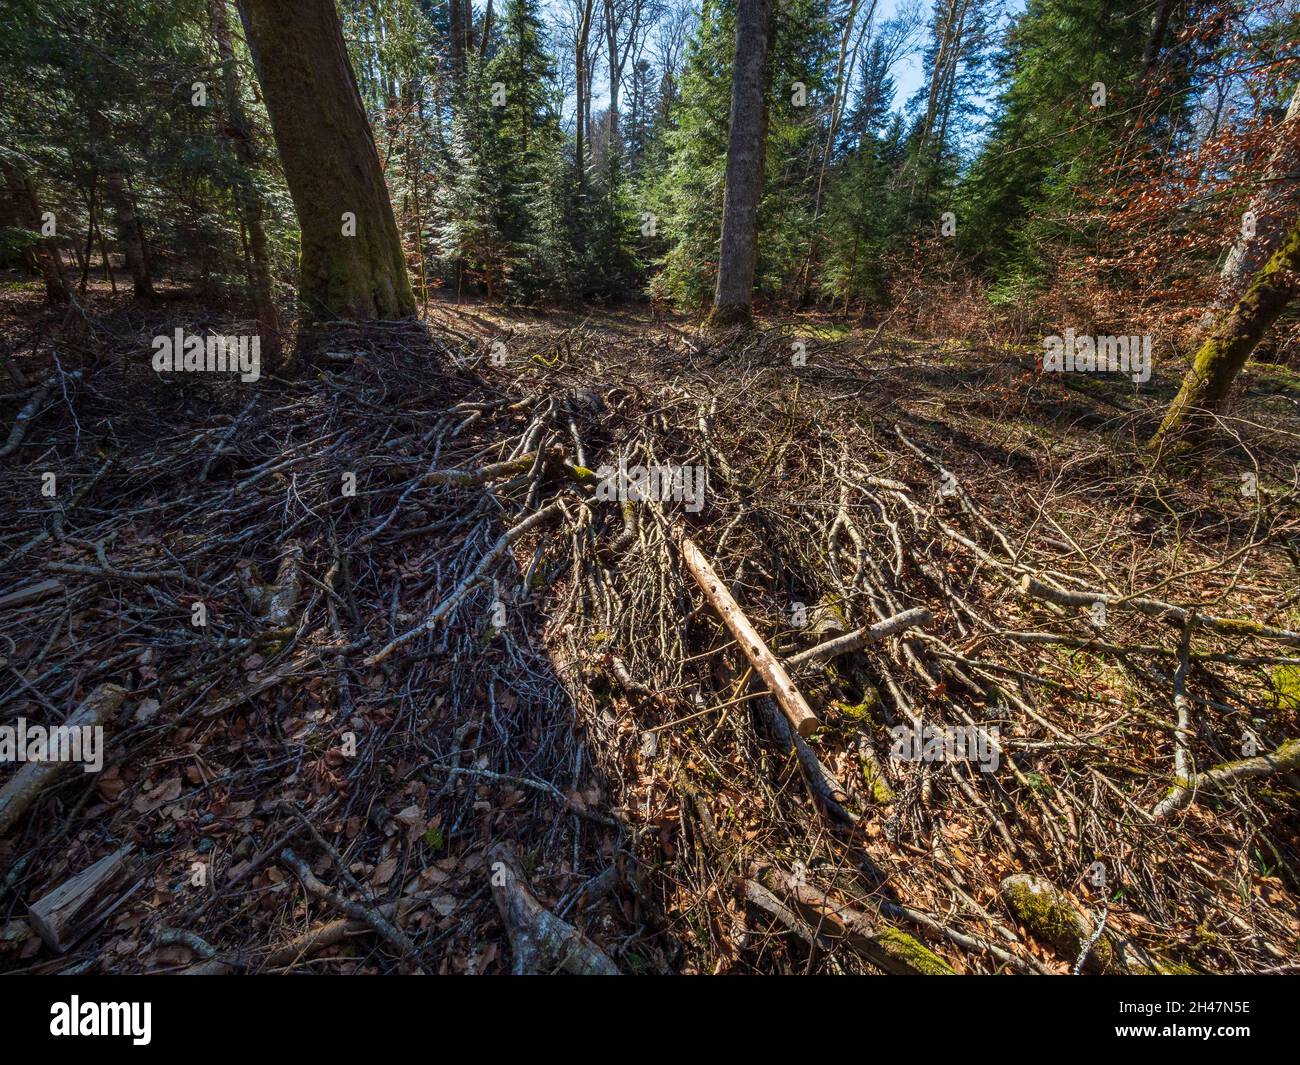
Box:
[236,0,416,321]
[1151,217,1300,450]
[707,0,770,330]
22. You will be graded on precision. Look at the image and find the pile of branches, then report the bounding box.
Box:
[0,311,1297,974]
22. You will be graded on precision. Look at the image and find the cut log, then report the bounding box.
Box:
[27,844,135,951]
[487,842,620,975]
[677,534,820,738]
[0,683,126,837]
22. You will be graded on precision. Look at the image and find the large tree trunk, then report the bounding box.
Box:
[708,0,771,328]
[0,161,72,303]
[236,0,415,320]
[208,0,282,366]
[1151,217,1300,449]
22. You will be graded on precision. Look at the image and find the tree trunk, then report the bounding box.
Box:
[1213,82,1300,310]
[208,0,282,366]
[236,0,415,320]
[449,0,465,87]
[101,169,154,298]
[0,161,72,303]
[1137,0,1176,95]
[574,0,596,189]
[1151,217,1300,449]
[708,0,771,328]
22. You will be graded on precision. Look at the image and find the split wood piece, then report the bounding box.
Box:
[999,874,1194,974]
[0,578,63,611]
[787,606,933,670]
[279,847,424,972]
[1020,575,1300,648]
[0,683,126,837]
[1152,737,1300,821]
[752,864,954,974]
[366,499,565,665]
[27,844,135,951]
[676,534,819,738]
[487,842,620,975]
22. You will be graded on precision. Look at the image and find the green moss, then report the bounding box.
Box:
[835,689,880,721]
[1269,664,1300,711]
[863,763,895,803]
[874,927,956,974]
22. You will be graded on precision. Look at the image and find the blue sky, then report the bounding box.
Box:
[544,0,1026,135]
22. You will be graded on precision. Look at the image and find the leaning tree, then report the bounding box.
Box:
[236,0,415,320]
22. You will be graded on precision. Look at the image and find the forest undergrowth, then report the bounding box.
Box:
[2,287,1298,974]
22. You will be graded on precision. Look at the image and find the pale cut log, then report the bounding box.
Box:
[0,683,126,836]
[27,844,135,951]
[677,534,820,737]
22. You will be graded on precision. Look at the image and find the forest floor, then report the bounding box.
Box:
[1,277,1299,974]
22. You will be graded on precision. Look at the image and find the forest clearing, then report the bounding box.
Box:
[1,0,1299,997]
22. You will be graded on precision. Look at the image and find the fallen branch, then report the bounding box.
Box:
[0,683,126,837]
[999,873,1194,974]
[1020,575,1300,648]
[366,500,565,665]
[279,846,424,972]
[676,533,820,738]
[752,864,955,974]
[787,606,933,670]
[1152,738,1300,820]
[487,842,620,975]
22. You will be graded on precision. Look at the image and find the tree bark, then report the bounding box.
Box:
[236,0,416,320]
[1152,216,1300,449]
[709,0,771,328]
[208,0,282,366]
